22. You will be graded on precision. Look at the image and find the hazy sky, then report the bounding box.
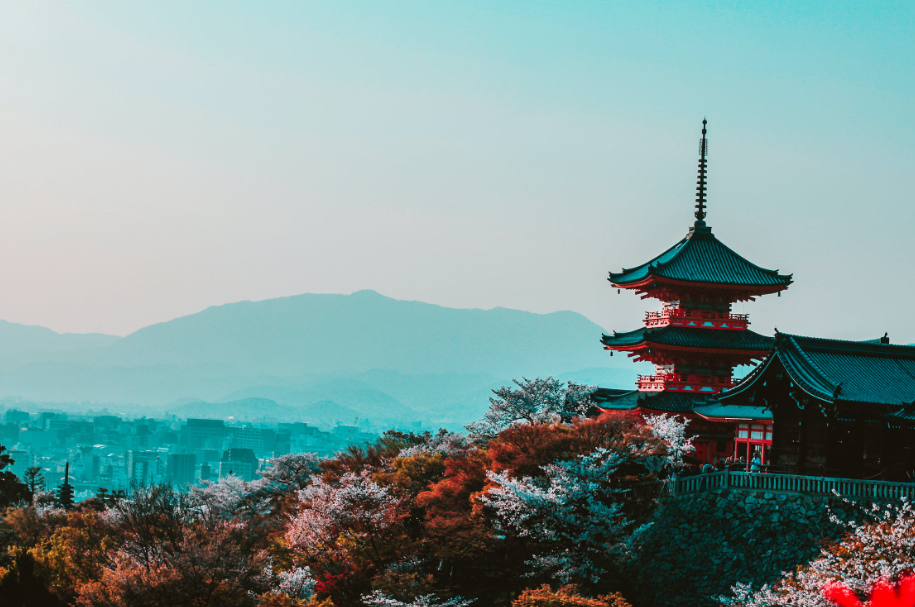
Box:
[0,1,913,342]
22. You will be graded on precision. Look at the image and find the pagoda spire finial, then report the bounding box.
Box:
[695,118,708,222]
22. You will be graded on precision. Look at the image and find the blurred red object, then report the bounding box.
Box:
[824,576,915,607]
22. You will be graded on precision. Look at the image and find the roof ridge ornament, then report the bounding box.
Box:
[695,118,708,223]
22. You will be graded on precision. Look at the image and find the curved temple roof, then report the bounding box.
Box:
[722,333,915,407]
[593,388,713,414]
[601,325,774,352]
[608,222,793,290]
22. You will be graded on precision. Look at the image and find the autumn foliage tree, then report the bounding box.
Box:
[512,585,632,607]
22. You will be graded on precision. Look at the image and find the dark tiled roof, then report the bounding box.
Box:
[638,391,712,414]
[601,326,774,352]
[592,388,640,411]
[592,388,711,414]
[724,333,915,407]
[609,221,792,288]
[777,334,915,406]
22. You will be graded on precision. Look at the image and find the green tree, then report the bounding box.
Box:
[23,466,46,500]
[0,444,28,508]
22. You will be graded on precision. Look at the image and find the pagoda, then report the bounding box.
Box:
[598,120,792,464]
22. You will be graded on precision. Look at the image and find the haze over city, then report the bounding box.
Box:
[0,1,912,344]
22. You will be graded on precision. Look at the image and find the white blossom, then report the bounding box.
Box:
[187,474,254,520]
[645,413,694,469]
[285,470,401,551]
[254,453,322,494]
[466,377,596,439]
[362,590,473,607]
[273,565,316,599]
[398,431,471,459]
[479,447,646,584]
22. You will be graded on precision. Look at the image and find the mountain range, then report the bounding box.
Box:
[0,291,644,428]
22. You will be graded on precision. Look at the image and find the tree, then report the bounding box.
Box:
[0,444,28,508]
[397,430,471,460]
[29,510,116,597]
[286,471,403,561]
[0,548,68,607]
[23,466,46,499]
[188,475,256,523]
[512,585,631,607]
[77,520,270,607]
[249,453,322,512]
[480,448,647,585]
[643,414,693,471]
[285,471,405,604]
[78,485,271,607]
[466,379,595,440]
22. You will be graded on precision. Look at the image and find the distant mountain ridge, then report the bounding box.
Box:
[81,290,619,377]
[0,291,644,426]
[0,320,118,366]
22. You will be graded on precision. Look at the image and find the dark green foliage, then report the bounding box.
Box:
[0,444,28,508]
[23,467,45,500]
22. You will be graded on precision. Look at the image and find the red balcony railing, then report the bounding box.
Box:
[637,373,735,393]
[644,308,749,330]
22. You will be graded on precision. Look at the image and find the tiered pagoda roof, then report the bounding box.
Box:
[594,388,715,414]
[608,221,793,295]
[601,325,773,356]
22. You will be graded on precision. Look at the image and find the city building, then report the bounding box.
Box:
[180,418,228,449]
[127,450,160,485]
[4,410,30,425]
[218,448,259,481]
[166,453,197,485]
[8,449,32,480]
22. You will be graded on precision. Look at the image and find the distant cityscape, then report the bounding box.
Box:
[0,407,387,502]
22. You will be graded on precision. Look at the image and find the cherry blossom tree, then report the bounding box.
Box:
[644,414,694,471]
[252,453,322,505]
[398,430,471,459]
[285,470,404,574]
[479,447,648,584]
[466,378,596,440]
[188,475,256,523]
[258,560,316,602]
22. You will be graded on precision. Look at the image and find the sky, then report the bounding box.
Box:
[0,1,913,342]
